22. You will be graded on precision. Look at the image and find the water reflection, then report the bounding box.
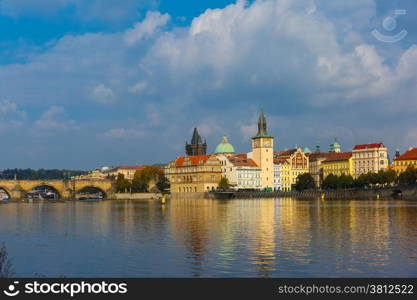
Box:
[0,198,416,277]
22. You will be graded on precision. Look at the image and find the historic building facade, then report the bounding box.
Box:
[165,155,222,193]
[108,165,146,181]
[251,109,274,189]
[322,152,353,178]
[217,154,261,190]
[352,143,388,178]
[307,152,332,187]
[393,148,417,174]
[185,128,207,156]
[274,148,309,191]
[273,158,291,191]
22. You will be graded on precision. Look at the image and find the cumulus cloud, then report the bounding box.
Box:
[124,11,170,45]
[1,0,417,167]
[35,106,76,131]
[91,84,115,104]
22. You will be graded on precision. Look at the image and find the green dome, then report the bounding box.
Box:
[214,136,235,154]
[330,138,341,152]
[303,147,312,154]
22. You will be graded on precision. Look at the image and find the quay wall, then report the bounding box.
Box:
[209,187,417,200]
[114,193,162,200]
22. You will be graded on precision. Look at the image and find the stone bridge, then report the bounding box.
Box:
[0,179,116,200]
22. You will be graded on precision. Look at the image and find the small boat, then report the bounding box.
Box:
[78,195,103,202]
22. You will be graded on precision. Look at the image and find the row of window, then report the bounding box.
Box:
[352,152,386,158]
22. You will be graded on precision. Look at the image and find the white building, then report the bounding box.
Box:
[274,164,282,191]
[352,143,389,178]
[217,154,261,190]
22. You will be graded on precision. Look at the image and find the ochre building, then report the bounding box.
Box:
[165,155,222,193]
[393,148,417,174]
[322,152,353,178]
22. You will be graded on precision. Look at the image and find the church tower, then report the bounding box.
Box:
[251,109,274,189]
[185,128,207,156]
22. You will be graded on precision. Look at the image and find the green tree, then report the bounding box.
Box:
[322,174,338,190]
[115,173,131,193]
[131,166,164,193]
[354,173,370,188]
[338,174,354,189]
[295,173,316,191]
[218,177,230,190]
[398,166,417,185]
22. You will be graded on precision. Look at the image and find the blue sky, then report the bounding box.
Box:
[1,0,417,169]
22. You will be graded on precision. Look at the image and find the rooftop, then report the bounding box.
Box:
[322,152,352,163]
[175,155,211,166]
[395,148,417,161]
[353,143,384,150]
[228,154,258,167]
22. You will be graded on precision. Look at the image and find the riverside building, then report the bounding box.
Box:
[352,143,388,178]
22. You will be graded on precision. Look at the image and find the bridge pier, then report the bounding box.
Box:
[0,179,116,200]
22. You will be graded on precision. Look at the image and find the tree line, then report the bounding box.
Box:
[295,166,417,191]
[0,169,88,180]
[115,166,169,193]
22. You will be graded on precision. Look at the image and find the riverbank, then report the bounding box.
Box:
[204,186,417,200]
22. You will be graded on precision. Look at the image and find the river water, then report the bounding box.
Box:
[0,198,416,277]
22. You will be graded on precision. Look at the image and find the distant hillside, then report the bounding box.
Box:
[0,169,88,180]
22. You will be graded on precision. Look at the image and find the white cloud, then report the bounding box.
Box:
[0,99,26,118]
[91,84,115,104]
[124,11,170,45]
[129,81,148,94]
[2,0,417,166]
[35,106,76,131]
[102,128,145,139]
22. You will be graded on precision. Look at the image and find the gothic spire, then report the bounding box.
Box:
[191,128,203,145]
[256,108,269,137]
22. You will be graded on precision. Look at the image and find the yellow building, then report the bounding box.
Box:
[251,109,274,189]
[393,148,417,174]
[274,148,309,191]
[322,152,353,178]
[165,155,222,193]
[307,152,332,187]
[108,165,146,181]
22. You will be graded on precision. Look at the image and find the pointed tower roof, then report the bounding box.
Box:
[254,108,272,138]
[191,128,203,145]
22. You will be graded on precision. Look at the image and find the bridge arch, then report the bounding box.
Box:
[0,186,12,199]
[76,186,107,199]
[26,184,62,199]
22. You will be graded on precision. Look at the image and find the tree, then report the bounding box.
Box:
[323,174,338,190]
[115,173,131,193]
[131,166,165,193]
[218,177,230,190]
[338,174,354,189]
[295,173,315,191]
[398,166,417,185]
[377,169,397,185]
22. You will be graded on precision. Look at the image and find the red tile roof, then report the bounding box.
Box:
[274,158,290,165]
[353,143,384,150]
[322,152,352,163]
[112,165,146,171]
[228,154,258,167]
[175,155,211,166]
[274,149,297,157]
[395,148,417,161]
